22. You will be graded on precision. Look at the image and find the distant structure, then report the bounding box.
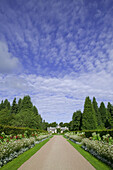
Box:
[47,125,69,133]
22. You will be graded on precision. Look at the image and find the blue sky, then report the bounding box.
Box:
[0,0,113,123]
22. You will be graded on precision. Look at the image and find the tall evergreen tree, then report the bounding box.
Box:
[107,102,113,127]
[18,98,22,112]
[82,96,97,130]
[33,106,38,115]
[0,100,5,110]
[11,98,18,114]
[92,97,103,129]
[21,96,33,110]
[4,99,10,110]
[72,110,82,130]
[99,102,107,126]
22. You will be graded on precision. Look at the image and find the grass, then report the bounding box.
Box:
[1,137,52,170]
[65,137,112,170]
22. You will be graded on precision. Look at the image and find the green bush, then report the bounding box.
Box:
[0,124,47,136]
[69,129,113,138]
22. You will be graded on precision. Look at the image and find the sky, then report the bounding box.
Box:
[0,0,113,123]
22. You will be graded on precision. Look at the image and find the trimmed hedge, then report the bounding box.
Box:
[0,124,47,136]
[69,129,113,138]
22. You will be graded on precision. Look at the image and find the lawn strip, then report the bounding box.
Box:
[1,137,52,170]
[66,138,112,170]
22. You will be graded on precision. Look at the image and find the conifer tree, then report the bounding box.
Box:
[0,100,5,110]
[4,99,10,110]
[11,98,18,114]
[99,102,107,126]
[18,98,22,112]
[33,106,38,115]
[72,110,82,130]
[21,96,33,110]
[107,102,113,127]
[82,96,97,130]
[92,97,103,129]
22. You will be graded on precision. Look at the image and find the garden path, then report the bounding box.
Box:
[18,135,95,170]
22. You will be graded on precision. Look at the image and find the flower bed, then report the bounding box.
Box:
[65,131,113,168]
[82,138,113,168]
[0,132,50,168]
[65,132,85,143]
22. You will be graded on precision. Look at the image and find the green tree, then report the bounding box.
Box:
[11,98,18,114]
[107,102,113,127]
[68,121,73,131]
[72,110,82,130]
[3,99,10,110]
[42,120,49,130]
[82,96,97,130]
[18,98,22,112]
[33,106,38,115]
[59,122,64,127]
[48,122,58,127]
[99,102,107,126]
[0,108,11,125]
[92,97,103,129]
[21,96,33,110]
[63,122,69,128]
[0,100,5,110]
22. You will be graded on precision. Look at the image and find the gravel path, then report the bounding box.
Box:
[18,135,95,170]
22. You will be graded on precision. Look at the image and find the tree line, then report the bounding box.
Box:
[0,96,113,131]
[70,96,113,130]
[0,96,48,130]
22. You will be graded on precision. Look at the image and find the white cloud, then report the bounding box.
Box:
[0,71,113,123]
[0,41,21,73]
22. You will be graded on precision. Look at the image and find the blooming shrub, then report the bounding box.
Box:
[0,137,35,160]
[69,135,83,142]
[0,131,50,168]
[102,134,113,145]
[91,132,101,141]
[65,133,70,138]
[82,138,113,163]
[65,132,85,142]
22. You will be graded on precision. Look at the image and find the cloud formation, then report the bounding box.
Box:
[0,0,113,122]
[0,41,21,73]
[0,0,113,76]
[0,72,113,123]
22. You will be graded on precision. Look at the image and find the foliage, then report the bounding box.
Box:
[99,102,107,125]
[82,97,97,130]
[82,138,113,165]
[0,131,50,168]
[71,110,82,130]
[89,132,101,141]
[47,122,58,127]
[0,138,51,170]
[70,96,113,131]
[92,97,103,129]
[0,96,47,130]
[11,98,18,114]
[0,124,47,136]
[65,132,85,142]
[107,102,113,127]
[102,134,113,145]
[66,131,113,168]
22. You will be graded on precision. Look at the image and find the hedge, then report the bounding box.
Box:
[0,124,47,136]
[69,129,113,138]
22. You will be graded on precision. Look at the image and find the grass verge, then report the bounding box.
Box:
[1,137,52,170]
[66,137,112,170]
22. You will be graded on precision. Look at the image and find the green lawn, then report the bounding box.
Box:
[1,137,52,170]
[66,138,112,170]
